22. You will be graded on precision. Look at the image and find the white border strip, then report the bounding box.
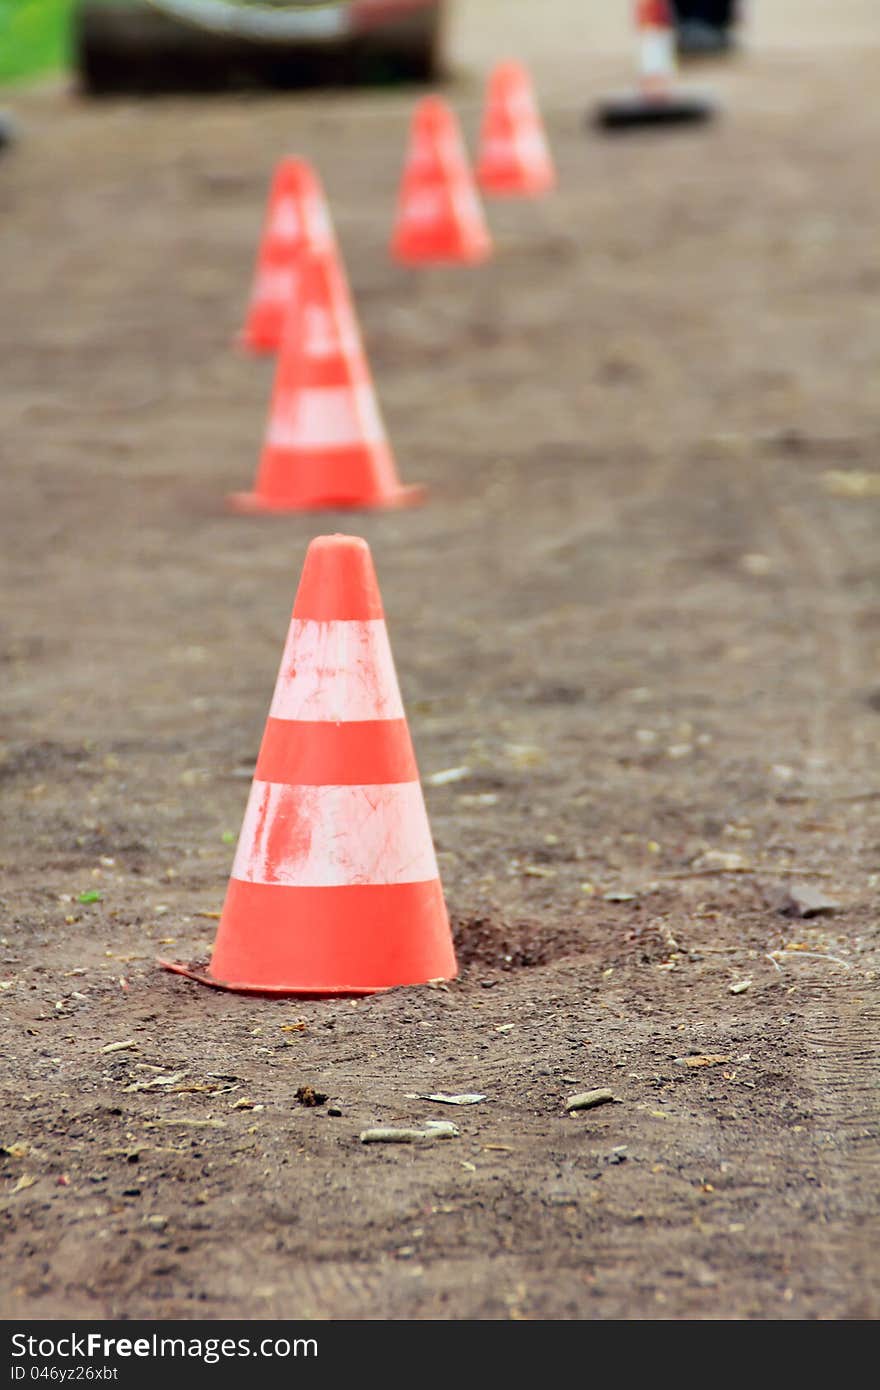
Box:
[269,619,404,723]
[232,779,438,886]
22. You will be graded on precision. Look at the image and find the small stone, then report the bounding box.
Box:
[781,884,840,919]
[565,1088,615,1113]
[693,849,748,872]
[740,553,774,576]
[674,1054,730,1069]
[426,766,471,787]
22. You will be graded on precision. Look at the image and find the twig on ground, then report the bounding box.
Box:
[768,950,851,970]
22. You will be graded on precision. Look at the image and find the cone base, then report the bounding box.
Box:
[226,483,426,514]
[479,182,555,199]
[160,957,390,997]
[235,332,278,356]
[477,171,555,198]
[161,877,457,996]
[593,90,717,130]
[392,244,492,267]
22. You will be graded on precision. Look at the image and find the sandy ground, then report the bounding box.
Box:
[1,0,879,1320]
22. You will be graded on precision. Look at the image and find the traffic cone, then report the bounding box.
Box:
[594,0,717,131]
[476,62,555,197]
[238,158,336,355]
[391,96,492,265]
[229,250,423,512]
[162,535,457,995]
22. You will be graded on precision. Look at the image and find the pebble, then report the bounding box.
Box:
[565,1088,615,1113]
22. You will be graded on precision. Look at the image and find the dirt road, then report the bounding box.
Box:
[1,1,878,1319]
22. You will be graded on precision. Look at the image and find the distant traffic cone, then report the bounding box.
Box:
[391,96,492,265]
[594,0,717,131]
[229,250,423,512]
[238,158,336,354]
[635,0,679,97]
[476,62,555,197]
[162,535,457,995]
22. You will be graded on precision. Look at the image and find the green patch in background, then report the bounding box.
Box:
[0,0,74,84]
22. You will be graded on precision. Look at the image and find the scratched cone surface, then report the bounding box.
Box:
[162,536,456,994]
[476,62,556,197]
[230,251,423,512]
[391,96,492,265]
[238,158,336,355]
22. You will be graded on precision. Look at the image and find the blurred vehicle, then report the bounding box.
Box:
[75,0,445,94]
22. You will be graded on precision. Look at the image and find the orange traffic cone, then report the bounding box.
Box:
[238,158,335,355]
[229,250,423,512]
[594,0,716,130]
[476,62,555,197]
[391,96,492,265]
[162,535,457,995]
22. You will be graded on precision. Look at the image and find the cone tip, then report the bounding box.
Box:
[414,94,455,130]
[309,532,370,556]
[275,154,312,176]
[294,534,385,621]
[273,155,320,194]
[492,58,528,80]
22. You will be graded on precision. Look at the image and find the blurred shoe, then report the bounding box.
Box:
[676,19,736,57]
[0,111,16,151]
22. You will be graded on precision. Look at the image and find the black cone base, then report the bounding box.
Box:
[593,90,717,132]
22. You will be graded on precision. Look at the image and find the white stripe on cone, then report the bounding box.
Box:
[267,384,387,450]
[303,195,335,251]
[268,198,302,242]
[302,302,362,359]
[450,181,485,234]
[253,265,298,307]
[518,128,552,169]
[639,29,676,84]
[270,619,404,724]
[231,780,439,887]
[400,188,447,226]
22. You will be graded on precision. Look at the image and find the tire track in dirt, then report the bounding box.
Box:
[511,447,695,639]
[744,450,862,776]
[801,982,880,1317]
[731,451,879,1315]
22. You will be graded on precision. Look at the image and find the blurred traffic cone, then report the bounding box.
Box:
[476,62,555,196]
[162,535,457,995]
[238,158,336,354]
[392,96,492,265]
[229,250,423,512]
[636,0,679,97]
[594,0,717,130]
